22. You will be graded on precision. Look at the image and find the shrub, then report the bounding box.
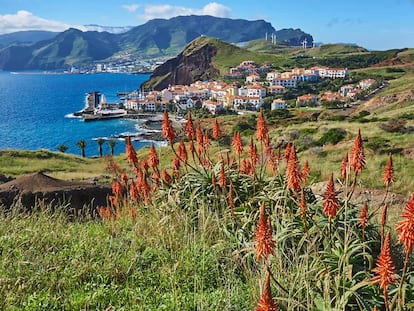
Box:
[318,128,347,145]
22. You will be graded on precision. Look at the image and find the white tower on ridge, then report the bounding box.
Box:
[301,38,308,49]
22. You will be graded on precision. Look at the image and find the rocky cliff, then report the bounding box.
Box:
[142,37,222,91]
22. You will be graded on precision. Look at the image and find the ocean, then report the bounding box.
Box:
[0,71,157,157]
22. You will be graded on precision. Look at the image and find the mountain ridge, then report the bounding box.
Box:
[0,15,313,70]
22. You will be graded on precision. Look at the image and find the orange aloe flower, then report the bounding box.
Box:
[240,159,252,175]
[302,160,310,183]
[248,136,258,167]
[286,144,301,192]
[196,125,203,146]
[284,142,291,161]
[255,202,275,262]
[219,164,226,188]
[203,130,211,149]
[300,190,307,221]
[267,149,278,174]
[232,131,243,155]
[211,172,216,190]
[185,111,195,140]
[323,173,339,221]
[340,152,349,180]
[120,172,128,187]
[161,169,172,185]
[255,272,278,311]
[141,158,149,174]
[256,108,268,142]
[188,140,195,157]
[212,118,222,140]
[148,143,159,168]
[350,129,365,174]
[177,140,188,162]
[129,181,140,202]
[112,180,123,197]
[162,109,176,142]
[125,137,138,167]
[383,153,395,188]
[372,232,397,308]
[396,193,414,255]
[173,156,181,172]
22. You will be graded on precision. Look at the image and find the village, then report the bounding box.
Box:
[87,60,379,118]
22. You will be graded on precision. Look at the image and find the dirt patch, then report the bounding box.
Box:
[0,172,111,213]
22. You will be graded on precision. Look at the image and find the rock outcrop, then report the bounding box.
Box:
[0,172,111,213]
[142,37,221,91]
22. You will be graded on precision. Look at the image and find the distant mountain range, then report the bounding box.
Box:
[0,15,313,70]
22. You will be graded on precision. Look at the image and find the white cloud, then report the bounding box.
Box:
[0,10,73,34]
[121,4,140,13]
[139,2,232,21]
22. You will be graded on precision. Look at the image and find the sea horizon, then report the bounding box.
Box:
[0,71,162,157]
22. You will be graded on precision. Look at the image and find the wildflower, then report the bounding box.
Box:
[340,152,349,180]
[161,169,172,185]
[188,140,195,157]
[177,140,188,162]
[162,109,176,142]
[212,118,222,140]
[211,173,216,189]
[372,232,397,309]
[196,125,203,146]
[248,136,259,167]
[125,137,138,167]
[359,202,369,239]
[203,130,211,149]
[129,181,140,202]
[267,149,278,174]
[383,153,395,188]
[286,144,301,192]
[185,111,195,140]
[232,131,243,155]
[112,180,123,197]
[173,156,181,172]
[302,160,310,183]
[396,193,414,255]
[120,172,128,186]
[148,143,159,168]
[152,170,160,187]
[350,129,365,174]
[141,158,149,174]
[255,272,278,311]
[300,190,307,221]
[255,202,275,262]
[106,157,121,175]
[284,142,291,161]
[241,159,252,175]
[98,206,113,222]
[219,164,226,188]
[256,108,268,142]
[323,173,339,221]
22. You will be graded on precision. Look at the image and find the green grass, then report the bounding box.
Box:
[0,207,256,310]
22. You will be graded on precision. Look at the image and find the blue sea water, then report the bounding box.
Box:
[0,71,154,156]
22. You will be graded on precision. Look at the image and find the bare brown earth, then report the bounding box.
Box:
[0,172,111,212]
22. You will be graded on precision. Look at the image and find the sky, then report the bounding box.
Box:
[1,0,414,50]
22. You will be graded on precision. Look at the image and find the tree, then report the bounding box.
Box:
[108,139,117,156]
[97,138,105,157]
[76,140,87,158]
[57,144,68,153]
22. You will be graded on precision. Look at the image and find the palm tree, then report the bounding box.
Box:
[57,144,68,153]
[108,139,117,156]
[97,138,105,157]
[76,140,87,157]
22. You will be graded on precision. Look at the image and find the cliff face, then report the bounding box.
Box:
[142,38,220,91]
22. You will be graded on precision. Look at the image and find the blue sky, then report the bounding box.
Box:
[1,0,413,50]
